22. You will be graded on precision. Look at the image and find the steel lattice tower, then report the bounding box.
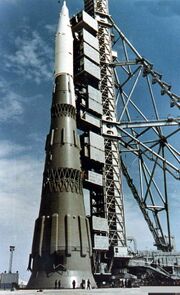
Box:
[84,0,127,251]
[73,0,180,278]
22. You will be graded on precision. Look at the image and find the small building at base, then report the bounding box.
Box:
[0,271,19,290]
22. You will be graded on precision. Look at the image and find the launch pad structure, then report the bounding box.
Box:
[27,0,180,289]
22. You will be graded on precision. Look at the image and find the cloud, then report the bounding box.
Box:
[135,0,180,18]
[0,77,44,123]
[0,140,43,280]
[0,0,18,3]
[0,140,28,158]
[0,92,23,123]
[45,24,56,34]
[4,30,53,84]
[0,157,42,210]
[0,78,24,123]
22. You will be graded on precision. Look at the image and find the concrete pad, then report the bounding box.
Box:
[1,287,180,295]
[0,288,142,295]
[141,286,180,293]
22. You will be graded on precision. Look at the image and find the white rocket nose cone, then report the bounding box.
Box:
[57,1,69,33]
[55,0,74,78]
[61,1,68,18]
[63,1,67,9]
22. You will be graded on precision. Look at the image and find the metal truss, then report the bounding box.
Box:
[102,15,180,252]
[94,0,127,250]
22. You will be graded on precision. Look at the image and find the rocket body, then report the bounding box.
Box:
[55,1,75,106]
[27,1,95,289]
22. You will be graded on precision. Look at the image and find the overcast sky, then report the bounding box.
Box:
[0,0,180,282]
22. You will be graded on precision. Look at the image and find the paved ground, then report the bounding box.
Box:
[1,287,180,295]
[0,289,142,295]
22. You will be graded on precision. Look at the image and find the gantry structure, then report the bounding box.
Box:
[71,0,180,277]
[84,0,127,250]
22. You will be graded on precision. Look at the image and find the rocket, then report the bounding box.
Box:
[27,1,96,289]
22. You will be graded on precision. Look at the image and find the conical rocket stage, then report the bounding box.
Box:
[27,1,96,289]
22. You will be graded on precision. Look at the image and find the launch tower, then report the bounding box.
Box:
[71,0,128,277]
[72,0,180,285]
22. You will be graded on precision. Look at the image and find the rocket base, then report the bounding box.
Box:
[27,270,96,289]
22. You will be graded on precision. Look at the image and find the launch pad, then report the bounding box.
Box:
[2,287,180,295]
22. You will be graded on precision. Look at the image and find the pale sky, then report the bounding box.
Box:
[0,0,179,282]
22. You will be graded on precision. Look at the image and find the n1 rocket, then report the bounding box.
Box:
[27,1,96,289]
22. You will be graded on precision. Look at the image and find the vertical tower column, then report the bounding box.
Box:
[9,246,15,273]
[84,0,127,260]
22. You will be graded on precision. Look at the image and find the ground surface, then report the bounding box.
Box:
[1,287,180,295]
